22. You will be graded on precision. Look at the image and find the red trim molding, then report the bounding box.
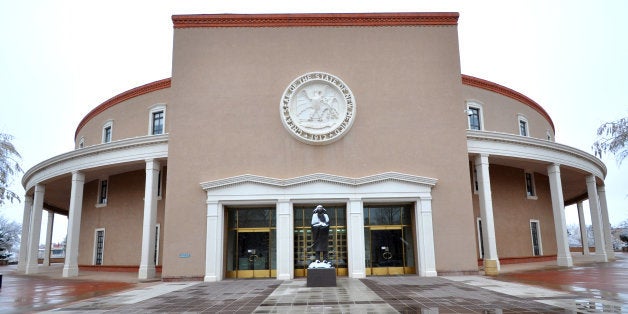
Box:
[477,255,557,266]
[462,74,555,132]
[172,12,459,28]
[74,78,171,140]
[78,265,163,272]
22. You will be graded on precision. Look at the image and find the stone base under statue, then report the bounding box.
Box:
[307,268,337,287]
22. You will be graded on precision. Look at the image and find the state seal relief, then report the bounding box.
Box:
[280,72,356,145]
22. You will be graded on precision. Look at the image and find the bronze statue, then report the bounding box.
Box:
[310,205,330,261]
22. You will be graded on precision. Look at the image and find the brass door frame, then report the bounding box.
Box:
[226,228,276,279]
[365,225,415,276]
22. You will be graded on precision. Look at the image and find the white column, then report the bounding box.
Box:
[204,200,223,282]
[25,184,45,274]
[576,201,589,255]
[276,199,292,280]
[139,159,160,280]
[597,185,614,259]
[63,171,85,277]
[586,175,607,262]
[43,211,54,266]
[474,154,500,275]
[416,197,437,276]
[17,195,33,272]
[547,164,573,267]
[347,198,365,278]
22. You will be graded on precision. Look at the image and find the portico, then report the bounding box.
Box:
[467,130,611,273]
[201,172,438,282]
[19,135,168,279]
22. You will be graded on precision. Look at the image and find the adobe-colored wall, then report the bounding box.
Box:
[78,169,167,265]
[471,164,557,259]
[462,85,554,140]
[75,87,171,148]
[162,25,478,277]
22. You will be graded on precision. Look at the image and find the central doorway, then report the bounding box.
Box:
[364,204,416,275]
[226,207,276,279]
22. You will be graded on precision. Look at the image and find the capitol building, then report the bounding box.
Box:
[18,12,613,281]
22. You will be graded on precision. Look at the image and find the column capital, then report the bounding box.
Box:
[585,174,597,184]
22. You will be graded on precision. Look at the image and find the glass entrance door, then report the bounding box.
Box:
[369,228,404,275]
[226,207,276,279]
[364,204,416,276]
[235,230,272,278]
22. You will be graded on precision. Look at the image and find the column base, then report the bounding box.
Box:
[350,272,366,279]
[277,274,291,280]
[25,264,39,275]
[138,265,156,280]
[556,255,573,267]
[204,275,219,282]
[421,270,438,277]
[595,253,608,263]
[483,259,500,276]
[63,265,79,277]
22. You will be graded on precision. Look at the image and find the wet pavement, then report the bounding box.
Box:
[0,253,626,313]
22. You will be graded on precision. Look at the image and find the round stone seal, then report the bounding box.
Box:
[280,72,356,145]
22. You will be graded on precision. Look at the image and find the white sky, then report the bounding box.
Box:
[1,0,627,244]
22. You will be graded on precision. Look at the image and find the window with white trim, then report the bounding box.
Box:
[525,171,537,199]
[157,168,163,199]
[94,228,105,265]
[466,102,484,130]
[546,129,552,141]
[154,224,161,265]
[97,179,108,206]
[102,121,113,143]
[530,220,542,256]
[471,163,479,194]
[78,137,85,149]
[149,105,166,135]
[476,217,484,259]
[518,115,529,136]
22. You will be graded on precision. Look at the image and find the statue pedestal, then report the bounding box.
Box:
[307,268,336,287]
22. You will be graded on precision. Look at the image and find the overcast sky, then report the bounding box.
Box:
[1,0,627,244]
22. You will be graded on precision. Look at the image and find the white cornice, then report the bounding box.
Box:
[201,172,437,191]
[22,135,168,191]
[467,130,606,179]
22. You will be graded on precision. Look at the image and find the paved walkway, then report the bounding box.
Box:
[0,253,626,313]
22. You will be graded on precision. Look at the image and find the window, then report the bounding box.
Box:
[102,121,113,143]
[525,171,537,199]
[157,168,163,199]
[78,137,85,149]
[149,105,166,135]
[94,229,105,265]
[546,129,552,141]
[518,115,529,136]
[466,101,484,130]
[476,218,484,259]
[530,220,542,256]
[154,224,161,265]
[471,163,479,194]
[97,179,108,205]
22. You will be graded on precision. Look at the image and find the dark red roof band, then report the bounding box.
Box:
[172,12,460,28]
[462,74,555,132]
[74,78,171,140]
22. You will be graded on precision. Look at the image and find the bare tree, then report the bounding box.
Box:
[0,132,23,205]
[592,117,628,164]
[0,215,21,261]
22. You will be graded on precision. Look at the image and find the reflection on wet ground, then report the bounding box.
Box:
[495,253,628,313]
[0,253,627,313]
[0,267,135,313]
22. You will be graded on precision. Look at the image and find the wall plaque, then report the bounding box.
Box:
[280,72,356,145]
